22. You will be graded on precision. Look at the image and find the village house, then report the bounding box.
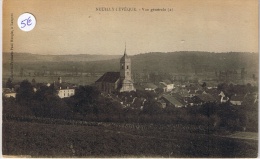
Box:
[186,85,200,97]
[159,79,174,92]
[159,94,186,108]
[243,92,258,105]
[140,82,158,91]
[218,91,229,103]
[159,83,167,92]
[230,94,244,106]
[54,77,75,98]
[177,88,190,98]
[188,89,197,97]
[206,82,217,89]
[3,88,16,98]
[114,92,146,109]
[191,94,216,105]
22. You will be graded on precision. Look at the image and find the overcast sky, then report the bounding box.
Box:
[3,0,258,55]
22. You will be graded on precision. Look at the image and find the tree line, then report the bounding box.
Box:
[3,80,258,132]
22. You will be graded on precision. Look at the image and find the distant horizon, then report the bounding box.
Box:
[2,50,258,56]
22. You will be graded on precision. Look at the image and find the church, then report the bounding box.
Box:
[95,45,136,93]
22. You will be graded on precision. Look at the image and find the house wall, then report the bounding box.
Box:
[58,89,75,98]
[4,93,16,98]
[230,101,242,105]
[166,84,174,92]
[163,87,167,92]
[145,88,156,91]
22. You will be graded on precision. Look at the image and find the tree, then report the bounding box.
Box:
[16,80,35,105]
[26,83,70,118]
[31,78,36,87]
[155,88,164,94]
[6,78,13,89]
[209,114,221,128]
[142,99,162,115]
[3,97,33,116]
[72,86,100,115]
[217,83,228,91]
[95,98,122,116]
[202,82,207,88]
[34,85,57,101]
[31,95,71,119]
[199,103,217,117]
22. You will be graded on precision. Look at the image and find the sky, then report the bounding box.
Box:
[3,0,258,55]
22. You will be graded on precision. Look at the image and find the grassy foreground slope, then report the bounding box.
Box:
[3,121,258,158]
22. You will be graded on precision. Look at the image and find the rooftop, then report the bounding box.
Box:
[96,72,120,83]
[161,94,186,106]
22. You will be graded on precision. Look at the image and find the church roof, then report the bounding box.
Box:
[96,72,120,83]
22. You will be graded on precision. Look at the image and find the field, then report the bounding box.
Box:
[3,120,258,158]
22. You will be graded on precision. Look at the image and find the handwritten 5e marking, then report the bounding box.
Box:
[17,13,36,32]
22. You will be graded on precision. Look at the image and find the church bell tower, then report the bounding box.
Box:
[119,44,136,92]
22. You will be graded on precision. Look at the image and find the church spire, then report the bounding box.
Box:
[124,42,126,55]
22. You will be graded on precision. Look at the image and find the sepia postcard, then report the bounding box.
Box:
[2,0,259,158]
